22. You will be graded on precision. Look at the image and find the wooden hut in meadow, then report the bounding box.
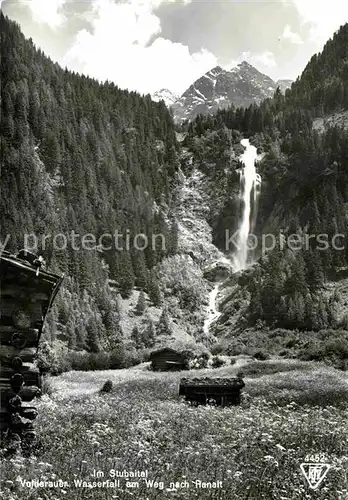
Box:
[150,347,188,372]
[179,376,245,406]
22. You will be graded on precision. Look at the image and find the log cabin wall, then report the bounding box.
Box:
[0,250,63,452]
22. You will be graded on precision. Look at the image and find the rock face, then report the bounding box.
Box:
[174,159,227,264]
[312,110,348,132]
[170,62,292,122]
[203,261,233,282]
[275,79,293,93]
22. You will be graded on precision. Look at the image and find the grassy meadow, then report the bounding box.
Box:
[1,359,348,500]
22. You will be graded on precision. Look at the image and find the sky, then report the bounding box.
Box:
[2,0,348,95]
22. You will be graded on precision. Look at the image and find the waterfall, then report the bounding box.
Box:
[203,138,261,334]
[232,138,261,271]
[203,284,221,334]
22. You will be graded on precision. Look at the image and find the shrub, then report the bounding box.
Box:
[109,348,127,369]
[299,336,348,369]
[67,352,94,371]
[335,358,348,371]
[35,342,157,375]
[181,349,195,361]
[100,380,113,393]
[63,348,143,372]
[226,340,247,356]
[40,375,54,396]
[279,349,290,357]
[122,349,142,368]
[137,348,151,363]
[325,338,348,359]
[52,353,72,375]
[92,352,111,370]
[253,350,270,361]
[191,352,210,369]
[211,355,225,368]
[66,351,109,371]
[210,343,225,355]
[36,341,65,375]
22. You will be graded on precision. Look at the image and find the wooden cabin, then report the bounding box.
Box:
[179,376,245,406]
[150,347,189,372]
[0,249,63,450]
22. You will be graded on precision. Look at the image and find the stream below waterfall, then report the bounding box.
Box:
[203,284,221,334]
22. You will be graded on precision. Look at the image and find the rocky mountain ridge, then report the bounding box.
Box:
[153,62,293,122]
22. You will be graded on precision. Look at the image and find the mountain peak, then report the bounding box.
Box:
[229,61,257,72]
[152,88,180,107]
[238,60,254,68]
[172,63,278,122]
[208,65,224,74]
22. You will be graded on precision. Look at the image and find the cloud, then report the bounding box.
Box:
[26,0,67,28]
[282,25,303,44]
[253,51,277,68]
[62,0,216,94]
[229,51,276,70]
[290,0,348,45]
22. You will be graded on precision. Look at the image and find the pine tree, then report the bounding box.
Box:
[305,249,324,289]
[167,219,179,256]
[135,291,146,316]
[75,319,86,350]
[287,291,306,329]
[148,273,162,306]
[117,252,135,299]
[157,307,172,336]
[317,295,329,329]
[86,316,100,353]
[260,249,284,325]
[248,277,263,323]
[284,252,307,296]
[67,317,76,350]
[141,319,156,348]
[43,309,58,343]
[103,310,123,348]
[132,251,149,289]
[131,325,142,349]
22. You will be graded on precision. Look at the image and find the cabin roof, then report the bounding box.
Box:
[0,250,62,284]
[149,347,183,358]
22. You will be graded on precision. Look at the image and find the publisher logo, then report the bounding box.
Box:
[300,462,331,490]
